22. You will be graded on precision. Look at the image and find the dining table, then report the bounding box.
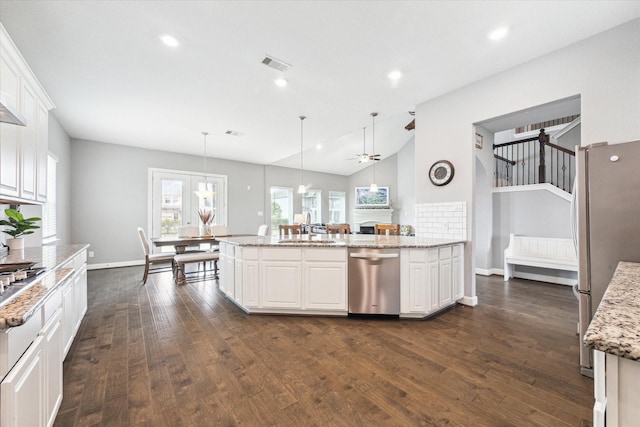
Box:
[151,235,230,254]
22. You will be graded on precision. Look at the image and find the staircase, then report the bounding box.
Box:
[493,128,576,193]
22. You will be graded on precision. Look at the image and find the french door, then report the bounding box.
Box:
[149,168,227,244]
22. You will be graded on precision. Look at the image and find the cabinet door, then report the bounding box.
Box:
[218,251,227,294]
[62,280,75,358]
[36,100,48,202]
[427,249,440,312]
[407,262,427,312]
[242,260,259,308]
[1,336,45,427]
[303,262,347,310]
[260,262,301,308]
[74,265,88,333]
[0,54,21,197]
[234,259,243,303]
[41,309,63,427]
[225,252,235,299]
[452,245,464,301]
[439,247,453,307]
[20,82,37,200]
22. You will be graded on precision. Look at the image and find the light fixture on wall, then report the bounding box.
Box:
[369,112,379,193]
[297,115,307,194]
[194,131,215,199]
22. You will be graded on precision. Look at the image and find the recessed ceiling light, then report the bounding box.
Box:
[488,27,509,41]
[159,34,179,47]
[316,144,322,150]
[388,70,402,80]
[274,78,288,87]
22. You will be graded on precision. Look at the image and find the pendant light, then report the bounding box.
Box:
[194,131,215,199]
[369,112,379,193]
[297,116,307,194]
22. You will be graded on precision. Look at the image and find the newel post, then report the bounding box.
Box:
[538,129,547,183]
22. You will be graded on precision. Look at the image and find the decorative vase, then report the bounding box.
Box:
[7,237,24,251]
[200,223,212,236]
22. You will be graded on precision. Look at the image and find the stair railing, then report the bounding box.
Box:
[493,129,575,192]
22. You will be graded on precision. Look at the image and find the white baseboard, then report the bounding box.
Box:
[88,260,144,270]
[475,268,502,276]
[479,267,576,286]
[458,296,478,306]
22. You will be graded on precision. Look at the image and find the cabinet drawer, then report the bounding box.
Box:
[305,248,346,262]
[408,249,427,263]
[262,248,301,261]
[0,311,42,378]
[41,287,62,325]
[239,248,259,261]
[439,246,452,260]
[453,244,463,257]
[73,251,87,269]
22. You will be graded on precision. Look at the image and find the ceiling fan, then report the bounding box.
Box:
[348,125,380,163]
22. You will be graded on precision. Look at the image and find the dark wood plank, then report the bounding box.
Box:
[55,269,593,426]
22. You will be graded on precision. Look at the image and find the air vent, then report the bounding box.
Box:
[225,130,244,137]
[261,55,291,72]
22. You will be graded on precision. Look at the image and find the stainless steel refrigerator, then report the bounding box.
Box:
[572,140,640,377]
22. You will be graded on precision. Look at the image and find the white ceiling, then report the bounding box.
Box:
[1,1,638,175]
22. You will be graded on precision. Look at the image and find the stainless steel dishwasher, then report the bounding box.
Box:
[348,248,400,315]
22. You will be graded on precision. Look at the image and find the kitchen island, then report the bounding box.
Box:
[584,261,640,427]
[218,235,465,318]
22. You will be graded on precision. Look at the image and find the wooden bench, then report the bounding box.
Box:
[504,233,577,281]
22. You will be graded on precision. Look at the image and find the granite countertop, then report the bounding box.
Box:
[0,244,89,329]
[0,269,74,328]
[584,261,640,361]
[219,235,465,248]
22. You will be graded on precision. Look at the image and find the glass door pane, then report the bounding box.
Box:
[270,186,293,234]
[329,191,346,223]
[302,189,321,223]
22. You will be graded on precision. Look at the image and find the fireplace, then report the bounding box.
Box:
[358,225,374,234]
[353,208,394,233]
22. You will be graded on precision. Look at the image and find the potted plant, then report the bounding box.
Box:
[0,208,41,251]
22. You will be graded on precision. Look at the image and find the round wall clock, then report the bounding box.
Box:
[429,160,455,186]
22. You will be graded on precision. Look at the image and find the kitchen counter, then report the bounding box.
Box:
[0,244,89,329]
[584,261,640,360]
[220,234,465,248]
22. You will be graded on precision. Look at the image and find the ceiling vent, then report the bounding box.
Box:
[225,130,244,137]
[261,55,291,72]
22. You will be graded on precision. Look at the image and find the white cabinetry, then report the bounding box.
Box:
[0,23,53,204]
[401,244,464,318]
[61,278,75,358]
[1,335,45,427]
[1,285,64,427]
[303,249,347,311]
[239,248,259,308]
[593,350,640,427]
[60,250,88,358]
[260,249,302,309]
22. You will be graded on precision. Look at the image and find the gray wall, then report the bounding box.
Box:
[415,19,640,300]
[69,138,352,266]
[396,137,416,232]
[48,112,72,244]
[473,125,494,271]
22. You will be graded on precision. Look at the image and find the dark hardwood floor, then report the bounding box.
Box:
[54,268,593,426]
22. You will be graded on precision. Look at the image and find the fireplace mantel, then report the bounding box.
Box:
[353,208,394,232]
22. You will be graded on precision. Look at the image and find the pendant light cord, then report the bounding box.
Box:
[299,115,306,187]
[371,112,377,183]
[202,131,208,181]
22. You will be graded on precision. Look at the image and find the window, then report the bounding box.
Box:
[302,189,321,223]
[328,191,346,223]
[270,186,293,234]
[150,168,227,250]
[42,154,57,244]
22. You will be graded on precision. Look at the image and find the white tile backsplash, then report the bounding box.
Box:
[415,201,467,240]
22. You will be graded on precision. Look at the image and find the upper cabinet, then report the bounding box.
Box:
[0,23,54,205]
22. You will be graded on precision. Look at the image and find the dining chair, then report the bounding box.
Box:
[326,224,351,235]
[177,224,199,237]
[279,224,302,236]
[210,224,229,236]
[257,224,269,236]
[137,227,175,284]
[374,224,401,235]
